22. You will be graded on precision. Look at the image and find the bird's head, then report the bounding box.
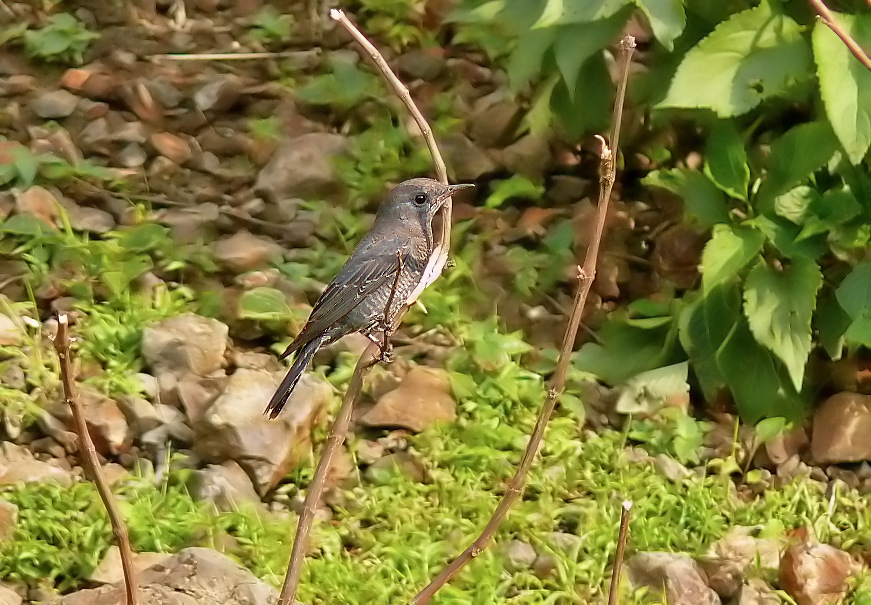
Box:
[376,178,474,230]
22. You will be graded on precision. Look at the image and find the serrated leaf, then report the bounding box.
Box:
[550,54,612,137]
[813,12,871,165]
[774,186,819,225]
[533,0,630,28]
[835,261,871,319]
[657,2,811,117]
[238,287,292,321]
[756,121,839,205]
[845,315,871,348]
[641,168,729,227]
[615,361,689,415]
[485,175,544,208]
[744,214,827,260]
[704,120,749,200]
[634,0,686,50]
[552,10,628,99]
[507,29,556,89]
[678,285,740,402]
[715,313,806,423]
[700,224,764,292]
[816,293,852,360]
[743,257,822,391]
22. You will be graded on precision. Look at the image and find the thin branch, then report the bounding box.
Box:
[148,51,305,62]
[278,253,412,604]
[809,0,871,70]
[607,501,633,605]
[53,314,139,605]
[409,35,637,604]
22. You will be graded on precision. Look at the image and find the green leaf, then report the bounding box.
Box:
[715,313,806,423]
[816,293,852,360]
[704,120,749,200]
[113,224,170,252]
[533,0,630,28]
[743,257,822,391]
[813,12,871,165]
[657,2,811,117]
[641,168,729,227]
[700,224,764,292]
[550,54,612,136]
[485,175,544,208]
[12,147,38,187]
[552,10,628,99]
[507,29,556,89]
[756,121,839,205]
[755,416,787,444]
[634,0,686,50]
[744,214,827,260]
[0,213,54,236]
[238,287,292,321]
[845,315,871,348]
[835,261,871,319]
[678,286,739,402]
[774,186,819,225]
[615,361,689,415]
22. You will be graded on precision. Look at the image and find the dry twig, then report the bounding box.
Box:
[809,0,871,70]
[607,501,633,605]
[276,10,452,604]
[409,35,637,604]
[53,314,139,605]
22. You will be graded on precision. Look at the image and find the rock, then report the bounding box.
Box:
[31,90,79,119]
[627,552,721,605]
[0,497,18,540]
[212,231,281,273]
[0,583,20,605]
[438,133,497,181]
[652,225,707,290]
[0,314,21,346]
[361,367,456,432]
[355,439,385,465]
[145,78,184,109]
[58,200,115,234]
[189,460,262,511]
[176,373,223,423]
[79,118,111,154]
[0,443,72,486]
[150,132,192,165]
[779,541,856,605]
[468,97,520,147]
[52,386,130,456]
[502,539,536,571]
[142,314,229,376]
[14,186,58,225]
[61,547,277,605]
[811,393,871,464]
[194,76,242,113]
[255,133,349,202]
[546,532,583,554]
[117,142,147,168]
[194,369,330,495]
[364,452,426,484]
[118,396,163,437]
[89,546,171,585]
[737,579,780,605]
[394,48,446,81]
[547,175,589,204]
[697,526,782,598]
[499,134,550,180]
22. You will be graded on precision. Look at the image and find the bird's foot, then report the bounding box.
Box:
[377,341,395,363]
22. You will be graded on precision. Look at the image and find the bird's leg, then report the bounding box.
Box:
[377,251,404,363]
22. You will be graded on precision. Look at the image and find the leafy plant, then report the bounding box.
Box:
[0,143,117,189]
[352,0,428,51]
[1,13,98,65]
[247,7,294,44]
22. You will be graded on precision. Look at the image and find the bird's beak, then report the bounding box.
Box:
[435,183,474,209]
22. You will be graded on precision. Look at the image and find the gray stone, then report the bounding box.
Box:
[500,134,550,180]
[194,369,331,495]
[255,133,349,202]
[89,546,171,585]
[212,231,282,273]
[32,90,79,119]
[0,583,21,605]
[812,392,871,464]
[627,552,721,605]
[503,539,536,571]
[189,460,262,511]
[142,314,229,376]
[361,367,456,432]
[438,133,497,181]
[194,76,242,113]
[0,443,72,486]
[117,142,147,168]
[698,526,782,598]
[61,547,278,605]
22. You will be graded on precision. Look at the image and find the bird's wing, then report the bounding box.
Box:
[280,249,410,358]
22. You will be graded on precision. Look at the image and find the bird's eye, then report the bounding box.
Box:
[413,193,427,205]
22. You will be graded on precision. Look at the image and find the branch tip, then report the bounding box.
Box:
[330,8,343,20]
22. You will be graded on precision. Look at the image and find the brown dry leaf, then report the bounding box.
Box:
[150,132,192,165]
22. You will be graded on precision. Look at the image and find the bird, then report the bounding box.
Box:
[265,178,473,418]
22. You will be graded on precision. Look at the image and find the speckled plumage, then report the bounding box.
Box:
[265,178,472,418]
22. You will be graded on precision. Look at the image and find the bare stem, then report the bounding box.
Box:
[148,51,309,62]
[607,501,633,605]
[409,35,637,604]
[53,315,139,605]
[809,0,871,70]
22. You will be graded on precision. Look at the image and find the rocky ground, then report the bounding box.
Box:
[0,1,870,604]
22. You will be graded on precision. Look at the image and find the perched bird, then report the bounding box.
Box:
[265,178,473,418]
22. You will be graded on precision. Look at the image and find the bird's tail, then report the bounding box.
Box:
[265,335,324,419]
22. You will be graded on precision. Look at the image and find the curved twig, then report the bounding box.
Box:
[408,35,637,604]
[809,0,871,70]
